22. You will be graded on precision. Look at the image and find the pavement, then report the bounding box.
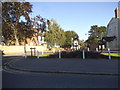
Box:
[2,56,120,76]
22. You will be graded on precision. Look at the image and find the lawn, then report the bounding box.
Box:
[36,53,55,57]
[27,53,55,58]
[101,53,120,57]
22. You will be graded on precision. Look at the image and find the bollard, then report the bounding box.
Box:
[59,50,61,59]
[34,48,36,56]
[99,45,101,50]
[53,48,55,53]
[24,52,27,59]
[102,45,105,50]
[42,49,44,55]
[30,48,33,56]
[83,50,85,59]
[96,48,98,52]
[37,50,39,59]
[87,48,90,52]
[108,48,111,60]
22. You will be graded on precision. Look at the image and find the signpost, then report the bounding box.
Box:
[30,47,36,56]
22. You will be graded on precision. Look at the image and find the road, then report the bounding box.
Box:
[2,70,118,88]
[2,56,119,88]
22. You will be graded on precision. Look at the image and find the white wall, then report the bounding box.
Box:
[107,18,120,50]
[1,45,48,56]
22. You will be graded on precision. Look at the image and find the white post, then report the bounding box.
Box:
[24,45,27,59]
[108,48,111,60]
[24,52,27,59]
[42,49,44,55]
[87,48,90,52]
[99,45,101,50]
[37,50,39,59]
[53,48,55,53]
[102,45,105,50]
[96,48,98,52]
[59,50,61,59]
[83,50,85,59]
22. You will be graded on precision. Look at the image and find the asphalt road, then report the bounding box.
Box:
[2,56,119,88]
[2,70,118,88]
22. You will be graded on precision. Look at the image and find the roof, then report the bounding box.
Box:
[102,36,116,42]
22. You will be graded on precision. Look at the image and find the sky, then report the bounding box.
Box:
[28,2,118,41]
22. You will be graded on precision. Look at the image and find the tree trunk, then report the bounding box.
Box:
[12,23,20,46]
[14,33,19,46]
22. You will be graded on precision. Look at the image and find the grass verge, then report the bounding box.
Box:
[38,53,55,57]
[28,53,55,58]
[101,53,120,57]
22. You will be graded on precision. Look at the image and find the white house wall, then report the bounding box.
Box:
[118,18,120,49]
[107,18,120,50]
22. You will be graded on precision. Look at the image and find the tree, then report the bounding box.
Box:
[63,31,77,48]
[78,40,87,48]
[44,19,66,47]
[57,28,66,47]
[86,25,107,44]
[2,2,32,45]
[31,15,47,32]
[17,21,35,44]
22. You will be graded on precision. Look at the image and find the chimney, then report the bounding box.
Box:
[115,8,120,18]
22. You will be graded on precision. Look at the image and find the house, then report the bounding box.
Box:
[106,8,120,50]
